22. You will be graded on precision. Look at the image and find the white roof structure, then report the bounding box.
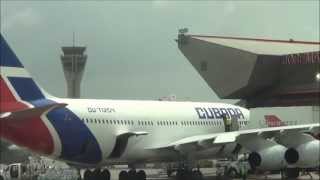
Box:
[177,34,320,107]
[191,35,320,55]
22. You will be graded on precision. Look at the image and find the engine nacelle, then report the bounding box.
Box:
[248,145,287,171]
[284,139,320,168]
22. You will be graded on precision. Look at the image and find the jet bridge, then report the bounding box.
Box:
[177,33,320,108]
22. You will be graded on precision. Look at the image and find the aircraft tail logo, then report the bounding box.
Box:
[0,34,50,112]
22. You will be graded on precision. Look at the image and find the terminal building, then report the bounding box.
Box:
[177,33,320,108]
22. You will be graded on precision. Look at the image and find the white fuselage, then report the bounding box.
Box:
[51,98,250,167]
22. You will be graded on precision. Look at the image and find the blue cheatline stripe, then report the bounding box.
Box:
[0,34,24,68]
[8,77,45,101]
[31,99,103,165]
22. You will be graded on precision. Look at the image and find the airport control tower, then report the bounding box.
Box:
[60,46,87,98]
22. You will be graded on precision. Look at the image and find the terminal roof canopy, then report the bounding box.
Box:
[177,34,320,108]
[191,35,320,55]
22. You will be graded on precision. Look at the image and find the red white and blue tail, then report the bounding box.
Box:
[0,34,52,113]
[1,34,102,164]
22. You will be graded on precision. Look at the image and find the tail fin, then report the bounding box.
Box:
[0,34,50,112]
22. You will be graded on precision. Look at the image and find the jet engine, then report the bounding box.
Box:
[248,145,287,171]
[284,139,320,168]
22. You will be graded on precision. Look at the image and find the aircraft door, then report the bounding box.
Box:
[222,114,239,132]
[230,116,240,131]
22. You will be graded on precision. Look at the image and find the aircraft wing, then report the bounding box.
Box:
[146,123,320,152]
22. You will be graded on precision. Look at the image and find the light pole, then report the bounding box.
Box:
[316,72,320,124]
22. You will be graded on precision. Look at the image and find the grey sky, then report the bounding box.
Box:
[1,1,319,102]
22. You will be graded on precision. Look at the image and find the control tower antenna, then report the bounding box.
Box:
[60,34,87,98]
[73,31,75,47]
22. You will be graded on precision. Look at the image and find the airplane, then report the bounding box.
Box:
[0,34,319,180]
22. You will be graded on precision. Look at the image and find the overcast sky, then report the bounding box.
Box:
[1,1,319,102]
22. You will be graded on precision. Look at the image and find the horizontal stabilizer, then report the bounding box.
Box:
[0,103,67,120]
